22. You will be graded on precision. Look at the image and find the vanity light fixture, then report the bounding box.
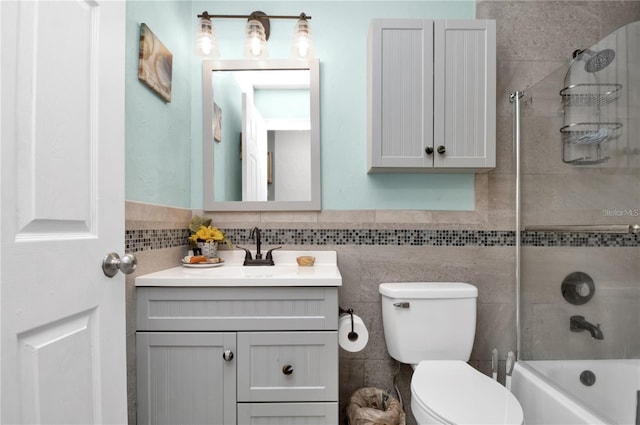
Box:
[195,11,314,59]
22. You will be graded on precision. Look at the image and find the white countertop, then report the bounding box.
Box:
[135,250,342,287]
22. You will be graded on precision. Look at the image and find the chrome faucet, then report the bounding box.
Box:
[236,227,281,266]
[570,315,604,340]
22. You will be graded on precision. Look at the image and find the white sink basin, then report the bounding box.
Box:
[241,265,298,277]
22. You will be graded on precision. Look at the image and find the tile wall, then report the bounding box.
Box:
[125,2,640,424]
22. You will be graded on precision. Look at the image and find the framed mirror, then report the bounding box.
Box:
[203,59,320,211]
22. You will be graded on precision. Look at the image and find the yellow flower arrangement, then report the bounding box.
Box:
[188,215,229,247]
[189,225,226,244]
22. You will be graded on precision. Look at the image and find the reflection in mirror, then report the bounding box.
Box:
[203,59,320,211]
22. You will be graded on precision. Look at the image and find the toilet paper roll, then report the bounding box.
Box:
[338,313,369,352]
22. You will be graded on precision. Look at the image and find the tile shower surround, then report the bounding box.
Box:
[125,227,640,252]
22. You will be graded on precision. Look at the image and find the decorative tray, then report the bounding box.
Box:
[181,257,224,268]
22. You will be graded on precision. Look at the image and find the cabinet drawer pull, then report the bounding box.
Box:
[222,350,234,361]
[282,364,294,375]
[425,146,434,155]
[437,145,446,154]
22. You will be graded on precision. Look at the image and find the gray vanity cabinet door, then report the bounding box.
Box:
[137,332,236,425]
[237,332,338,402]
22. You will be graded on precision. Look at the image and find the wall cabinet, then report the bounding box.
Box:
[367,19,496,172]
[136,286,339,425]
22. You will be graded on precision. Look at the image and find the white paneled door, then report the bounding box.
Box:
[242,92,268,202]
[1,1,127,424]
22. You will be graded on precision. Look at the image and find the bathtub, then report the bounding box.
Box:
[511,359,640,425]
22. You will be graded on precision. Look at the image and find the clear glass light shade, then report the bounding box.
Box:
[195,17,220,58]
[291,18,315,59]
[244,19,268,59]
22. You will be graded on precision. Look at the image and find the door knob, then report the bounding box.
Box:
[102,252,137,277]
[222,350,234,361]
[425,146,434,155]
[437,145,446,154]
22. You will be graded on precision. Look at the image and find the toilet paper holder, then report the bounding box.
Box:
[339,306,359,341]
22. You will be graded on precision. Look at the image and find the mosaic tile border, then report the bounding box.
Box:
[522,231,640,247]
[125,228,640,253]
[125,228,190,253]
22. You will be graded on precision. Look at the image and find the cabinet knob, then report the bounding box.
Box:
[437,145,446,154]
[425,146,434,155]
[282,364,294,375]
[222,350,234,361]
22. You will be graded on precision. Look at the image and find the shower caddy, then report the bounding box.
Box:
[560,82,623,165]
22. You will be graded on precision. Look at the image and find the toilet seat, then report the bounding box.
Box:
[411,360,524,425]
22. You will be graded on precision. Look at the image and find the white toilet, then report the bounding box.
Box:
[379,282,524,425]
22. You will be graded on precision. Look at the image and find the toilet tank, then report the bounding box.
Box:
[379,282,478,364]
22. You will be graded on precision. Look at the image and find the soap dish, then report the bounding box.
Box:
[296,256,315,266]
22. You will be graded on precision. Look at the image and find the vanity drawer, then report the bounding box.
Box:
[237,331,338,402]
[237,402,338,424]
[136,287,338,331]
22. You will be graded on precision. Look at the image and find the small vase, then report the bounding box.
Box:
[197,241,218,258]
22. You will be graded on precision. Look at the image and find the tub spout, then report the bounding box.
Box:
[570,315,604,340]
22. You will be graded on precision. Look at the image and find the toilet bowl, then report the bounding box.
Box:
[411,361,523,425]
[379,282,523,425]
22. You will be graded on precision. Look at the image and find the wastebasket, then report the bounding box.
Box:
[346,387,406,425]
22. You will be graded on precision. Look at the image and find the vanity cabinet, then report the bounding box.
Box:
[136,286,339,425]
[367,19,496,172]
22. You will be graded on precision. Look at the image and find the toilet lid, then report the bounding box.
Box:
[411,361,523,425]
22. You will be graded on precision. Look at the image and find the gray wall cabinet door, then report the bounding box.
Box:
[137,332,236,425]
[237,332,338,403]
[433,20,496,169]
[368,19,434,170]
[237,402,339,424]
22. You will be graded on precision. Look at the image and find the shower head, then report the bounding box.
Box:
[572,48,616,73]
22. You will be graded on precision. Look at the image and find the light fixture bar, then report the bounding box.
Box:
[197,12,311,20]
[195,11,314,60]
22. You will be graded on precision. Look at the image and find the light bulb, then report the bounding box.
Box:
[244,19,268,59]
[194,16,219,58]
[291,16,314,59]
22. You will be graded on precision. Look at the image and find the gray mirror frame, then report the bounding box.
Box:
[202,59,321,211]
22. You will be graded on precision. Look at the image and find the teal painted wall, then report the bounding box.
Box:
[125,1,476,210]
[126,1,193,208]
